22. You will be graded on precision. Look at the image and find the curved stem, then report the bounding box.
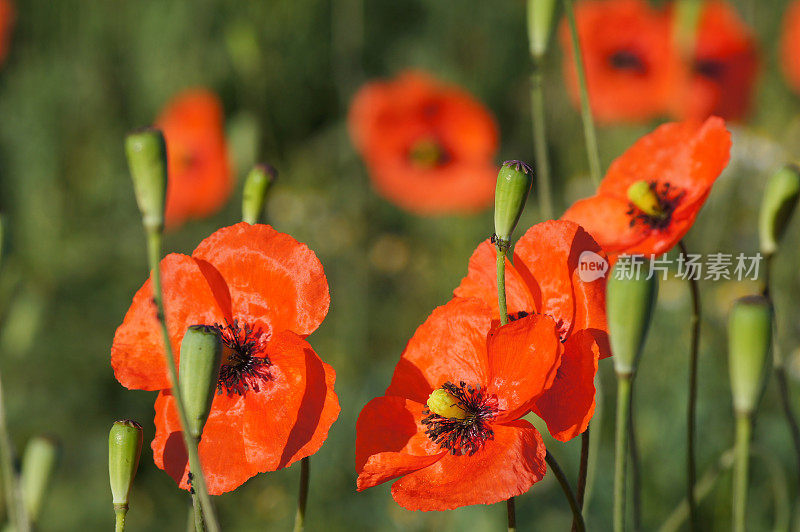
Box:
[614,374,631,532]
[679,240,700,531]
[507,497,516,532]
[546,451,586,532]
[146,230,220,532]
[733,414,752,532]
[562,0,602,186]
[583,372,603,513]
[293,457,310,532]
[571,427,590,531]
[628,380,642,532]
[531,63,554,219]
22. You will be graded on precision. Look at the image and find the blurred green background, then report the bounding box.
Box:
[1,0,800,530]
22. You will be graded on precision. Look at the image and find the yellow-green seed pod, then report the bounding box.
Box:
[607,259,658,376]
[494,160,534,243]
[20,436,60,523]
[728,296,772,416]
[125,128,168,232]
[179,325,223,439]
[242,164,277,225]
[108,420,143,509]
[627,181,665,219]
[426,389,467,420]
[527,0,558,60]
[759,165,800,257]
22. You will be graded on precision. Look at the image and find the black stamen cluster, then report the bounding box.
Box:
[213,319,272,396]
[626,180,685,231]
[421,381,499,456]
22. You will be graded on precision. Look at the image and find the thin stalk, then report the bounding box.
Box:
[571,428,590,532]
[531,64,554,219]
[496,244,512,530]
[614,374,631,532]
[145,230,220,532]
[628,381,642,532]
[562,0,601,186]
[546,451,586,532]
[293,457,310,532]
[733,414,752,532]
[190,488,204,531]
[583,371,603,513]
[678,240,701,531]
[0,372,29,532]
[507,498,516,532]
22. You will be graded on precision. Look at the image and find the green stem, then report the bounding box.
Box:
[507,497,516,532]
[496,247,509,326]
[293,457,310,532]
[114,505,127,532]
[546,451,586,532]
[0,371,29,532]
[733,414,752,532]
[628,380,641,532]
[190,487,205,531]
[572,427,589,532]
[614,374,631,532]
[145,230,220,532]
[562,0,602,186]
[583,371,603,513]
[679,240,700,531]
[531,63,554,219]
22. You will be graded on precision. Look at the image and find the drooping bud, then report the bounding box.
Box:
[125,128,168,232]
[627,181,665,219]
[179,325,223,439]
[108,420,143,511]
[759,165,800,257]
[242,164,277,225]
[728,296,772,416]
[20,436,60,523]
[527,0,558,60]
[607,259,658,377]
[426,389,467,420]
[494,160,534,244]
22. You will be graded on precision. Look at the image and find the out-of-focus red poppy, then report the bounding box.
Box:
[356,298,562,510]
[454,220,609,442]
[559,0,674,124]
[562,117,731,260]
[669,1,758,121]
[111,223,339,494]
[156,89,233,229]
[781,0,800,93]
[348,71,499,215]
[0,0,13,66]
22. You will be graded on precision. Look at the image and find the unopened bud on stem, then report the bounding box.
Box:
[527,0,558,60]
[20,436,59,524]
[759,165,800,257]
[494,160,533,245]
[109,420,143,511]
[125,128,168,233]
[179,325,223,439]
[728,296,772,416]
[242,164,277,225]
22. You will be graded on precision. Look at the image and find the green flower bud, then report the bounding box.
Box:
[728,295,772,416]
[759,164,800,257]
[125,128,168,232]
[242,164,277,225]
[494,160,533,244]
[20,436,60,523]
[108,420,143,509]
[607,260,658,376]
[527,0,558,59]
[179,325,223,439]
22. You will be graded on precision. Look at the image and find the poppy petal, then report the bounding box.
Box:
[111,254,229,391]
[356,396,444,490]
[562,195,648,253]
[386,298,492,403]
[192,222,330,338]
[390,420,547,511]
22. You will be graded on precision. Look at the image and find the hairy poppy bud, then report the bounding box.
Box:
[607,260,658,376]
[494,160,533,244]
[759,165,800,257]
[426,389,467,420]
[728,296,772,416]
[125,128,168,232]
[108,420,143,512]
[527,0,557,59]
[20,436,59,523]
[179,325,223,439]
[242,164,277,225]
[627,181,665,219]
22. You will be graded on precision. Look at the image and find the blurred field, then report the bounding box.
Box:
[1,0,800,530]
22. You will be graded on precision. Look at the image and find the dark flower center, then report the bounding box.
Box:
[212,320,272,396]
[422,381,499,456]
[626,180,685,231]
[608,50,647,74]
[408,138,448,169]
[695,59,726,80]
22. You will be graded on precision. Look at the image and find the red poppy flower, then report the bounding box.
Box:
[356,298,562,510]
[669,1,758,121]
[562,117,731,260]
[559,0,674,123]
[781,0,800,93]
[156,89,233,229]
[454,220,609,442]
[348,71,499,215]
[0,0,13,66]
[111,223,339,494]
